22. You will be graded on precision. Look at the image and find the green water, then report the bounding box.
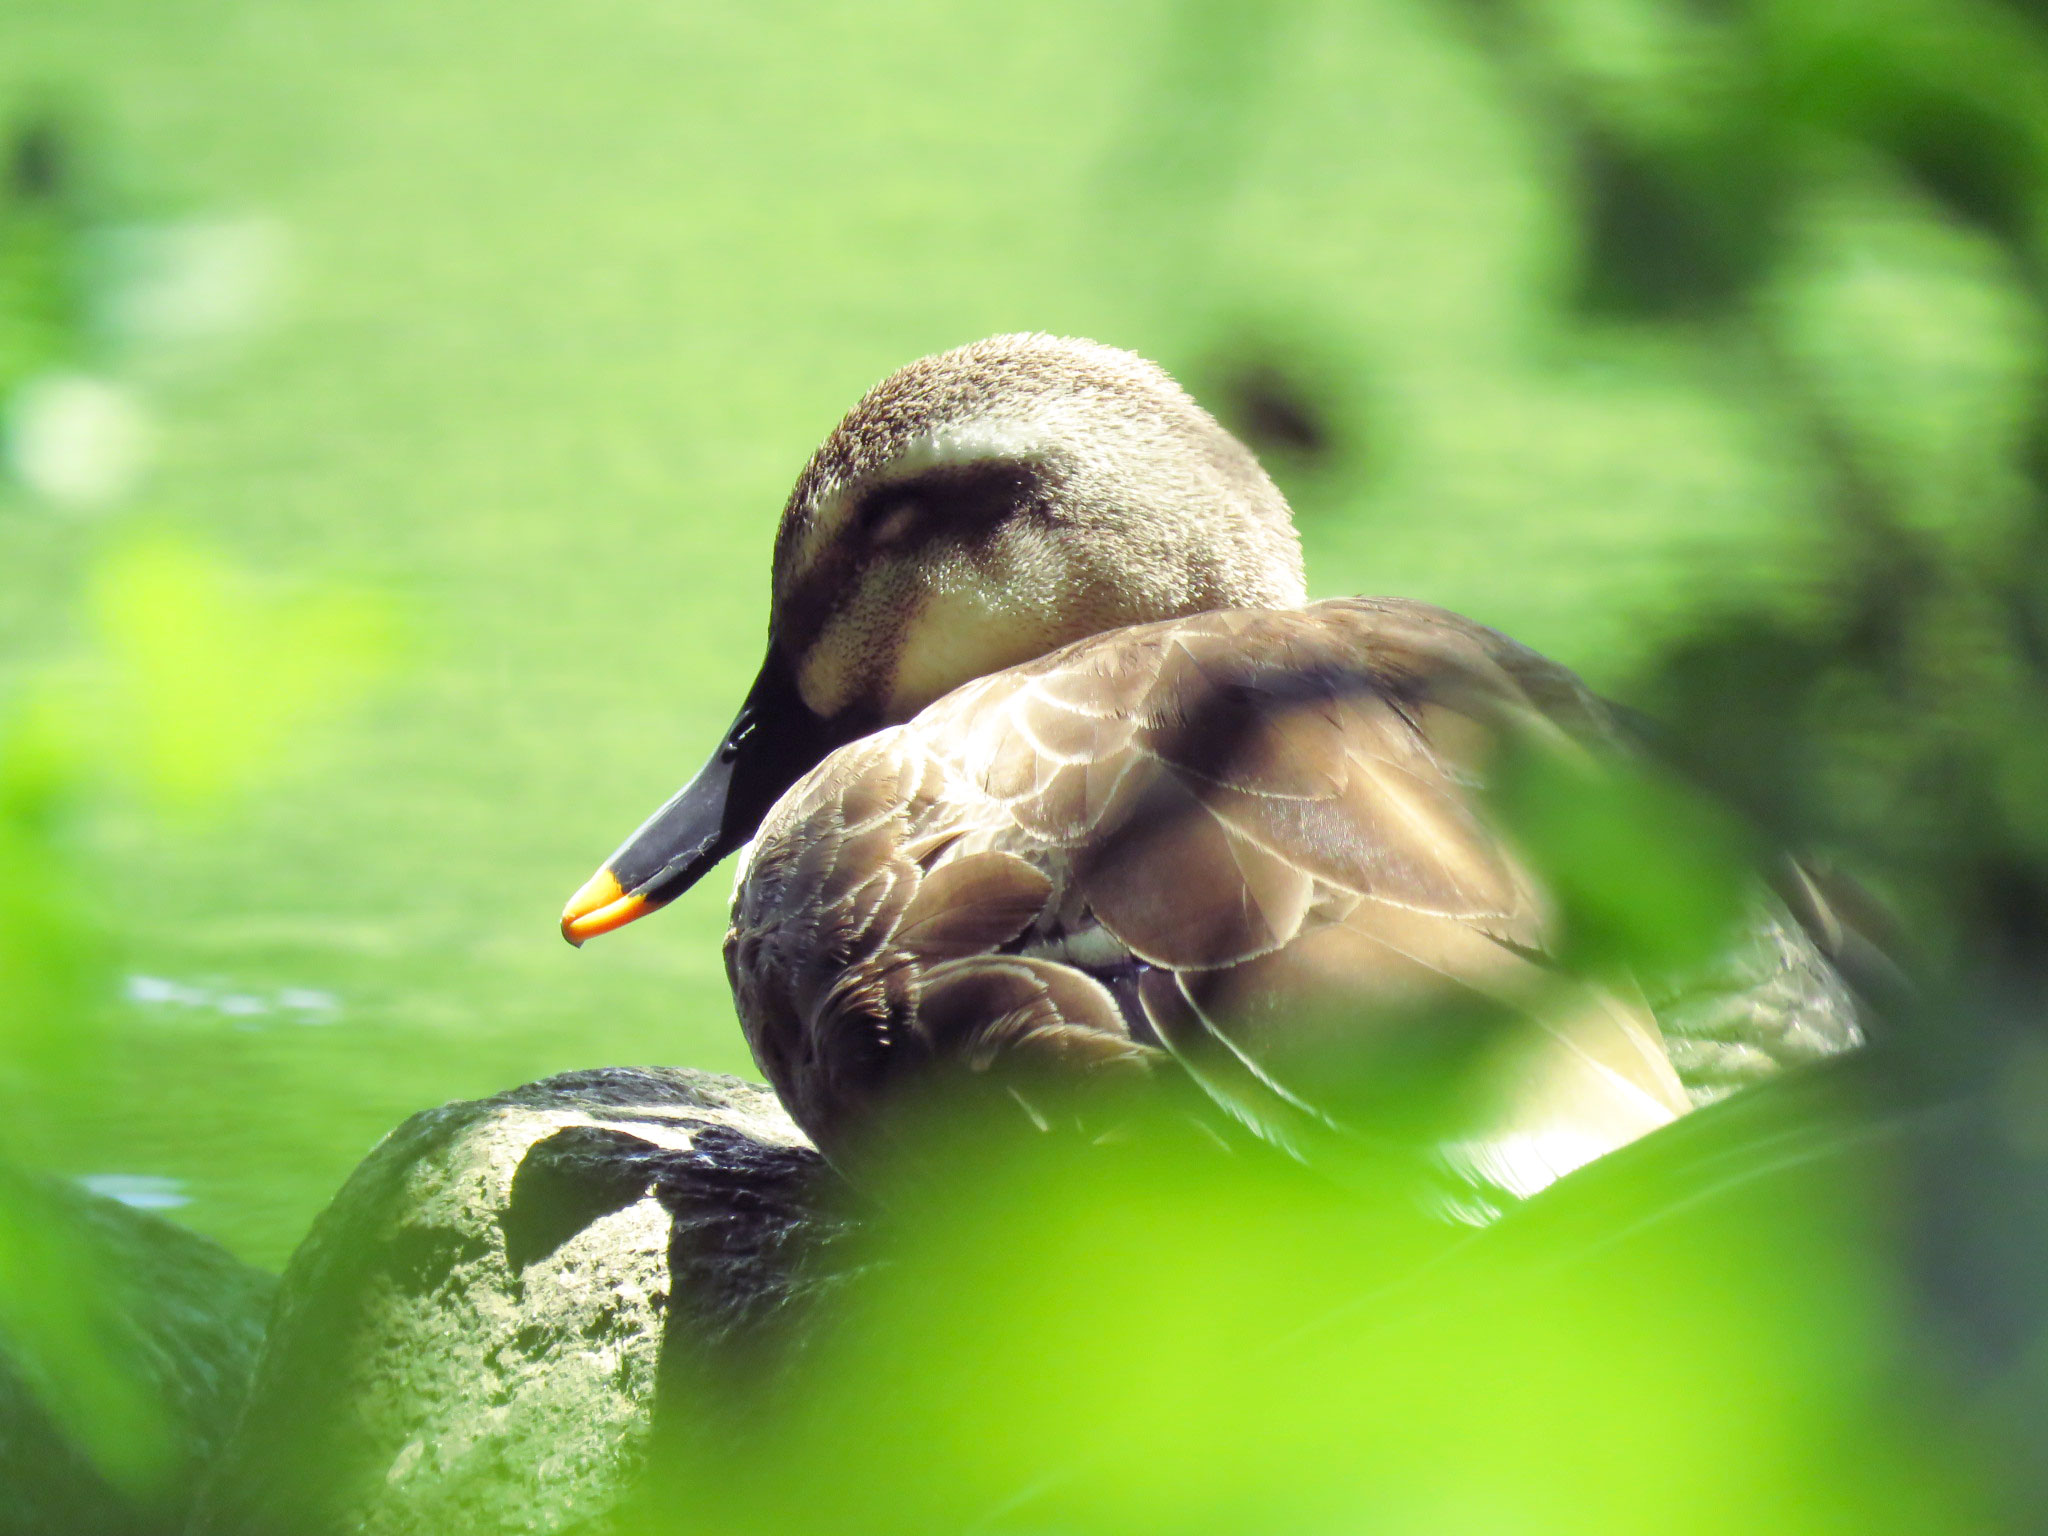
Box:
[1,0,2000,1268]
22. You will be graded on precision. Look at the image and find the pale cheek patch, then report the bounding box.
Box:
[888,573,1061,718]
[797,631,857,718]
[799,598,889,718]
[795,547,945,717]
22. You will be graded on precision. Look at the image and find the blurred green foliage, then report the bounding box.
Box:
[0,528,391,1509]
[3,0,2048,1527]
[0,1171,175,1500]
[626,1083,2001,1535]
[63,538,393,813]
[1487,732,1757,978]
[0,119,77,399]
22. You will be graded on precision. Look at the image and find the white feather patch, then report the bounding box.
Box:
[873,414,1052,482]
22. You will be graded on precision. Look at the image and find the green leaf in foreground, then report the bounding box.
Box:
[1487,731,1758,979]
[0,1172,174,1499]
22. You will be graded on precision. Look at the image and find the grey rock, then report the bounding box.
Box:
[188,1068,851,1536]
[0,1170,276,1536]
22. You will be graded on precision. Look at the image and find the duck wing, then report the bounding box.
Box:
[728,598,1690,1198]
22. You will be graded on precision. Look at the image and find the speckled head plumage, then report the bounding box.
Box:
[768,334,1308,721]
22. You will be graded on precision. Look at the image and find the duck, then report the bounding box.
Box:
[561,334,1863,1206]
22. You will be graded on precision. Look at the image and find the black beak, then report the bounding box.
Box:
[561,650,866,944]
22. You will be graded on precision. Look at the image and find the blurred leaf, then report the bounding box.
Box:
[1488,731,1757,977]
[631,1073,1992,1536]
[1570,117,1786,317]
[1766,0,2048,265]
[28,535,397,813]
[1768,175,2042,550]
[0,716,102,1105]
[0,162,77,401]
[0,1171,174,1499]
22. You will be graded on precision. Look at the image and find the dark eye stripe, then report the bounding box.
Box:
[776,456,1053,658]
[850,458,1048,546]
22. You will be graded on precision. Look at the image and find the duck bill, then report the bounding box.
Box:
[561,651,864,945]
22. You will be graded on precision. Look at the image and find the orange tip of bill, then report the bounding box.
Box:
[561,866,647,946]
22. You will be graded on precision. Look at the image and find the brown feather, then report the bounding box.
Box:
[727,589,1839,1191]
[893,851,1053,961]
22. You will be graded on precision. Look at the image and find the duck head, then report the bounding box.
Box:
[561,333,1305,943]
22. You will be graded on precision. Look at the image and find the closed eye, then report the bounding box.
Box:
[853,458,1048,549]
[863,489,924,545]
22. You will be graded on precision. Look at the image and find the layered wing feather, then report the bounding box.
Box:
[726,598,1692,1194]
